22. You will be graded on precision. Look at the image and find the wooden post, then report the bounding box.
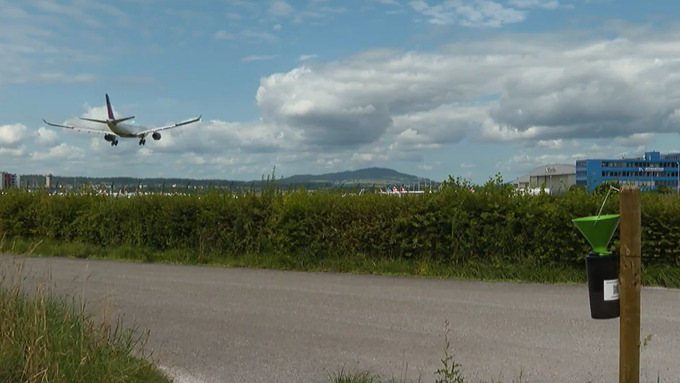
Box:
[619,186,641,383]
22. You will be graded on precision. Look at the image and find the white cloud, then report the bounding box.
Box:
[205,25,680,175]
[11,73,97,84]
[225,0,260,14]
[255,28,680,151]
[214,29,280,43]
[391,103,486,149]
[497,144,646,173]
[408,0,526,27]
[268,0,293,18]
[0,2,113,86]
[286,0,347,24]
[507,0,560,9]
[214,30,234,40]
[176,153,205,166]
[33,127,60,147]
[122,117,300,157]
[533,139,582,150]
[241,55,278,62]
[240,30,278,42]
[31,144,85,161]
[0,124,28,147]
[369,0,400,5]
[499,152,579,172]
[299,54,318,61]
[138,148,154,157]
[315,157,343,169]
[0,146,27,157]
[614,133,654,148]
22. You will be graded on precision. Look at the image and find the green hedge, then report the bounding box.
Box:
[0,176,678,268]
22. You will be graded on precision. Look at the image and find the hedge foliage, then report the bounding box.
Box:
[0,175,678,268]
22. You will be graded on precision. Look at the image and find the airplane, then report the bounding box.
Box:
[42,94,202,147]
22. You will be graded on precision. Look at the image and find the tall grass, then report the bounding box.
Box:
[0,258,172,383]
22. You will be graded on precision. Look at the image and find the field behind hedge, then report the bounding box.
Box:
[0,176,678,269]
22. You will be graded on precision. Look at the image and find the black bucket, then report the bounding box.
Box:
[585,251,620,320]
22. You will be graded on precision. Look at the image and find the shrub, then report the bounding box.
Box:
[0,174,678,268]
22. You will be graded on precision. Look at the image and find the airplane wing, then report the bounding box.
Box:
[135,115,202,137]
[42,119,111,135]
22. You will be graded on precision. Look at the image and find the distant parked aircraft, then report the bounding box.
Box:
[43,93,201,147]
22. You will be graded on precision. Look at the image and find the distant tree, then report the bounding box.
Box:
[657,184,675,194]
[567,184,586,194]
[593,181,620,195]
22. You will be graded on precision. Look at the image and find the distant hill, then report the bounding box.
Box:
[278,167,429,185]
[19,167,437,190]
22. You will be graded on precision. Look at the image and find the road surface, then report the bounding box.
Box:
[1,255,679,383]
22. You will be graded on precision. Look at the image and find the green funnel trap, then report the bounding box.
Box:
[571,214,620,255]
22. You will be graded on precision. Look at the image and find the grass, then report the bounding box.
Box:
[4,237,680,288]
[0,257,173,383]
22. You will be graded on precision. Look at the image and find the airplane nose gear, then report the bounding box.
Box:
[111,139,118,146]
[139,138,146,146]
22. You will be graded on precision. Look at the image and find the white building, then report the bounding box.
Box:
[46,173,53,188]
[509,164,576,195]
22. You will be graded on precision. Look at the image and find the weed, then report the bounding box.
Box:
[434,320,465,383]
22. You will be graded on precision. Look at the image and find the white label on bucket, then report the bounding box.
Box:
[604,279,619,301]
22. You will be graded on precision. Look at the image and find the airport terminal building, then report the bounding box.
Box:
[575,151,680,192]
[510,164,576,194]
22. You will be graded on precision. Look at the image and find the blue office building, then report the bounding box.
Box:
[576,151,680,192]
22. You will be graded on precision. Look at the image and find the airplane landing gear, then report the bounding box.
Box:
[110,139,118,146]
[139,138,146,146]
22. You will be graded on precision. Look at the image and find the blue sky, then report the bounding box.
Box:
[1,0,680,184]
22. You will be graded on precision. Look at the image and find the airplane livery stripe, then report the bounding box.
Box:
[105,94,114,120]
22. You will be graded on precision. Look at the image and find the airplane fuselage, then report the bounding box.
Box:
[106,120,142,138]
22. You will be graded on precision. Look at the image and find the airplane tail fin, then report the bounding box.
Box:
[105,93,114,120]
[104,94,134,123]
[77,94,134,125]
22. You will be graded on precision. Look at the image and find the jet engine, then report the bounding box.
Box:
[152,132,161,140]
[104,134,116,142]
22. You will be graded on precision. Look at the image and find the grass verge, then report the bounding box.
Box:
[0,257,173,383]
[4,237,680,288]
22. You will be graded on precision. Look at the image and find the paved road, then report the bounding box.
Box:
[1,255,679,383]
